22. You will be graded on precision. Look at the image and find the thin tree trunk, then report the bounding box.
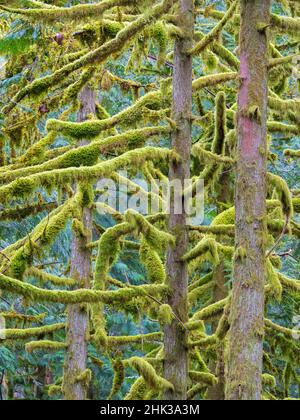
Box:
[164,0,194,400]
[226,0,270,401]
[63,86,95,400]
[207,262,227,400]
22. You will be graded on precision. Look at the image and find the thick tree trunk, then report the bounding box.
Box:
[63,86,95,400]
[226,0,270,401]
[163,0,194,400]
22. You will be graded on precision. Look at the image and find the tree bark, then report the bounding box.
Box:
[226,0,270,401]
[163,0,194,400]
[63,86,95,400]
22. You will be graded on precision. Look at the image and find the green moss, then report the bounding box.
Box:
[188,282,214,306]
[26,267,76,287]
[265,319,297,340]
[0,271,168,304]
[157,304,173,326]
[108,359,125,400]
[285,149,300,158]
[0,311,46,323]
[262,374,276,389]
[124,377,147,400]
[189,371,218,386]
[192,72,237,92]
[0,147,176,203]
[190,1,238,56]
[183,237,220,265]
[279,273,300,294]
[25,340,67,353]
[2,0,174,114]
[268,172,293,219]
[107,332,162,347]
[46,92,164,139]
[126,357,174,393]
[140,237,166,284]
[125,210,175,252]
[188,297,229,326]
[271,14,300,36]
[76,369,92,388]
[266,259,283,302]
[0,323,65,341]
[0,1,132,23]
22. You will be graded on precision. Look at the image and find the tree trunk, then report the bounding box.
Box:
[226,0,270,401]
[207,262,227,400]
[208,174,231,401]
[63,86,95,400]
[163,0,194,400]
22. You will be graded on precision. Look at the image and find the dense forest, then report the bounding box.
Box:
[0,0,299,401]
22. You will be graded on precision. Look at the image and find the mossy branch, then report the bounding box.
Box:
[188,297,229,327]
[265,319,298,340]
[126,357,174,393]
[285,149,300,158]
[189,371,218,386]
[0,311,46,323]
[25,340,67,353]
[1,0,174,113]
[106,332,162,347]
[0,272,168,304]
[190,1,238,56]
[279,273,300,294]
[26,267,76,287]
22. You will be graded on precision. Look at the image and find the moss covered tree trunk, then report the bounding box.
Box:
[163,0,194,400]
[63,86,95,400]
[207,262,227,400]
[226,0,270,401]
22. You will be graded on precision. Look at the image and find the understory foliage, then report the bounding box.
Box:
[0,0,299,400]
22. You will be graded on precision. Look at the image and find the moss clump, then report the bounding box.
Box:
[48,385,62,397]
[279,273,300,294]
[192,72,237,92]
[285,149,300,158]
[183,237,220,265]
[76,369,92,388]
[124,377,147,400]
[140,237,166,284]
[266,259,283,302]
[125,210,175,252]
[107,332,162,347]
[25,340,67,353]
[0,323,65,341]
[108,359,125,400]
